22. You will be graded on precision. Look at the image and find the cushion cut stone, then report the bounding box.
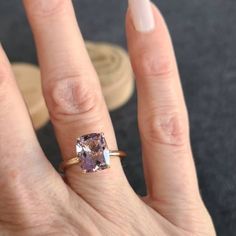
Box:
[76,133,110,173]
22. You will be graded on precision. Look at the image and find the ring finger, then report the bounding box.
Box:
[23,0,130,211]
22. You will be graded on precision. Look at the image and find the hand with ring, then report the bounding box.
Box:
[0,0,216,235]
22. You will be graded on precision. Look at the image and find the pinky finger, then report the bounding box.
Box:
[127,1,200,206]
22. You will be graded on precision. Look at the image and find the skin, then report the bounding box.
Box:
[0,0,216,235]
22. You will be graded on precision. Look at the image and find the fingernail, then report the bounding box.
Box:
[128,0,155,32]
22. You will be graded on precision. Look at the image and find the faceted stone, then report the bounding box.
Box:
[76,133,110,173]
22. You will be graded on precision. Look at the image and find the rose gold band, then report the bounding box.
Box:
[109,150,127,158]
[60,150,126,172]
[60,157,80,172]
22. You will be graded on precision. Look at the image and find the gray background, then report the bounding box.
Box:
[0,1,236,235]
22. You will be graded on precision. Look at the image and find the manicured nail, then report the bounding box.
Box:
[129,0,155,32]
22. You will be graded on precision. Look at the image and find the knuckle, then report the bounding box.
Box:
[141,111,188,147]
[26,0,66,18]
[44,73,101,122]
[133,50,174,79]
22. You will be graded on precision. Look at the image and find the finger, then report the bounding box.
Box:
[23,0,131,210]
[126,2,201,207]
[0,46,54,188]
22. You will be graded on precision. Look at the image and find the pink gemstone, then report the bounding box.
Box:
[76,133,110,173]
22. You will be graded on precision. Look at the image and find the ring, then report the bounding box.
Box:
[60,133,127,173]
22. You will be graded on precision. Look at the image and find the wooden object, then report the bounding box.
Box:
[86,41,134,111]
[12,63,49,130]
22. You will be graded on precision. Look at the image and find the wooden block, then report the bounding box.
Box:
[86,41,134,111]
[12,63,49,130]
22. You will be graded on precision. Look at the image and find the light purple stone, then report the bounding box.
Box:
[76,133,110,173]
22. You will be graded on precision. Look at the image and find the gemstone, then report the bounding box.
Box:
[76,133,110,173]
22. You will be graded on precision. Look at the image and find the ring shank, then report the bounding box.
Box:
[59,157,80,173]
[109,150,127,158]
[60,150,126,172]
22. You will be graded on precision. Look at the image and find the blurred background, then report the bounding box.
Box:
[0,1,235,235]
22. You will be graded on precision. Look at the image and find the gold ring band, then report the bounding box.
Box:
[109,150,127,158]
[60,150,126,172]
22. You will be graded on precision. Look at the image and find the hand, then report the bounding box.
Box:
[0,0,215,235]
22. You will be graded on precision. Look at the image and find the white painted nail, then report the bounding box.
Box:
[129,0,155,32]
